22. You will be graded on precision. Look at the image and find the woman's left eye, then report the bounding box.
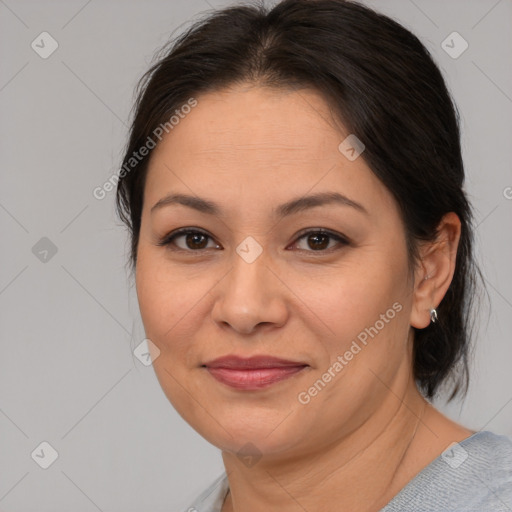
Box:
[292,229,349,252]
[157,228,349,253]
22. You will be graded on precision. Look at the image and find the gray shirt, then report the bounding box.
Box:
[184,430,512,511]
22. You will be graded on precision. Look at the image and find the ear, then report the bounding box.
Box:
[410,212,461,329]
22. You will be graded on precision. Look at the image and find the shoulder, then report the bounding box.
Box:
[381,430,512,512]
[184,472,229,512]
[463,431,512,508]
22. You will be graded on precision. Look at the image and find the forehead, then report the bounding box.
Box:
[143,85,396,218]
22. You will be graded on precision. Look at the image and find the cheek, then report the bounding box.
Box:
[304,253,407,341]
[296,269,411,419]
[310,281,407,380]
[135,249,216,364]
[135,254,208,415]
[302,245,412,397]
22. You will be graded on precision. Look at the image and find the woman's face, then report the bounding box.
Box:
[136,84,418,457]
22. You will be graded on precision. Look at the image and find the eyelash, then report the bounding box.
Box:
[156,227,350,254]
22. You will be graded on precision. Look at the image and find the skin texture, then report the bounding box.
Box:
[135,83,474,512]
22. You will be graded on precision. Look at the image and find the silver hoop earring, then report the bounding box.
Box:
[430,308,438,324]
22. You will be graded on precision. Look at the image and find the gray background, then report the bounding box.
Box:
[0,0,511,510]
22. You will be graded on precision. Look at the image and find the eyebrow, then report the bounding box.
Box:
[150,191,369,218]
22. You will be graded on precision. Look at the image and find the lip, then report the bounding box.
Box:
[202,355,309,390]
[203,355,308,369]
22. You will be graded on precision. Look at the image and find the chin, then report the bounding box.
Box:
[188,412,304,457]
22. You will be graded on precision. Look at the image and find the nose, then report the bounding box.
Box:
[210,245,289,335]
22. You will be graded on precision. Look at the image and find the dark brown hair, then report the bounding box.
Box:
[116,0,484,401]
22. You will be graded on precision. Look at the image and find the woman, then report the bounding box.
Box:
[115,0,512,510]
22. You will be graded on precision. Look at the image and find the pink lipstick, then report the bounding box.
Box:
[203,355,308,390]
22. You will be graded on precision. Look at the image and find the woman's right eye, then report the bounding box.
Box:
[157,228,221,252]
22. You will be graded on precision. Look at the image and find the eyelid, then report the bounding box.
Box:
[156,227,218,250]
[157,227,350,252]
[293,228,350,246]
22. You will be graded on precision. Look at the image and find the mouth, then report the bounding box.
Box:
[202,355,309,390]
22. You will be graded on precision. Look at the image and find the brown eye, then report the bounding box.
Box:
[157,228,349,254]
[306,232,330,250]
[182,232,209,250]
[292,229,349,252]
[158,229,220,252]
